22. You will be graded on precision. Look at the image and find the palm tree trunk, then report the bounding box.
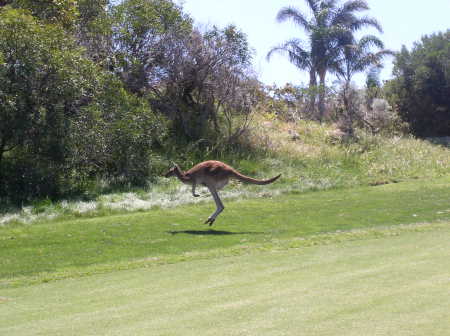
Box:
[342,80,356,137]
[307,68,317,118]
[0,140,4,194]
[318,69,326,122]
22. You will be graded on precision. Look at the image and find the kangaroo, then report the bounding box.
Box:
[164,160,281,225]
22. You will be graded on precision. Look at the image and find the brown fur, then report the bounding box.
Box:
[164,160,281,225]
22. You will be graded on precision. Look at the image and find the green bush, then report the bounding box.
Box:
[0,8,169,204]
[385,31,450,137]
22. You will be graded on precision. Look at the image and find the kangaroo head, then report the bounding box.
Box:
[164,163,181,178]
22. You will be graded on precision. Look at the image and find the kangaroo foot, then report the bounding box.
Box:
[204,217,216,226]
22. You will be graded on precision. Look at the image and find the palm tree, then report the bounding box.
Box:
[333,34,393,133]
[269,0,382,121]
[334,35,392,85]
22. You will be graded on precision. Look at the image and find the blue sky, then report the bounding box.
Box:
[180,0,450,87]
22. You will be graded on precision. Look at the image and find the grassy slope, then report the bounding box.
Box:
[1,223,449,336]
[1,120,449,226]
[1,176,449,287]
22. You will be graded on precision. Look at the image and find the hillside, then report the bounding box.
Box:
[1,118,449,226]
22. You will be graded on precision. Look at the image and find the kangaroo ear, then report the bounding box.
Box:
[170,161,181,171]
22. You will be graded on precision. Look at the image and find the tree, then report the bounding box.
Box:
[1,1,112,61]
[72,78,168,187]
[270,0,381,121]
[0,8,100,201]
[334,35,392,133]
[75,0,111,65]
[0,0,266,203]
[1,0,79,29]
[160,25,257,142]
[385,31,450,137]
[110,0,192,94]
[0,6,170,203]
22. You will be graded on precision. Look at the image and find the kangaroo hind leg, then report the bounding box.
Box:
[204,186,224,226]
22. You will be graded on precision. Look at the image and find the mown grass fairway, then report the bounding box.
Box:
[1,177,450,287]
[0,177,449,335]
[1,223,449,335]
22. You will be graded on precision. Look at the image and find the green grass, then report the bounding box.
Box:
[0,175,449,334]
[1,176,449,288]
[1,222,449,335]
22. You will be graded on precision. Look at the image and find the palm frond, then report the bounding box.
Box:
[342,0,369,13]
[358,35,385,50]
[351,16,383,32]
[267,39,312,70]
[276,6,311,31]
[331,11,356,26]
[305,0,320,15]
[323,0,339,9]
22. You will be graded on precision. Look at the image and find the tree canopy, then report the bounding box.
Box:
[385,31,450,137]
[0,0,258,204]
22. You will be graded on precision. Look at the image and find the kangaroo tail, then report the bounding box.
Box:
[232,171,281,185]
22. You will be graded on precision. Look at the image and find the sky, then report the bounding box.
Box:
[179,0,450,87]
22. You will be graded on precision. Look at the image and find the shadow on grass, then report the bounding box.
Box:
[167,229,264,236]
